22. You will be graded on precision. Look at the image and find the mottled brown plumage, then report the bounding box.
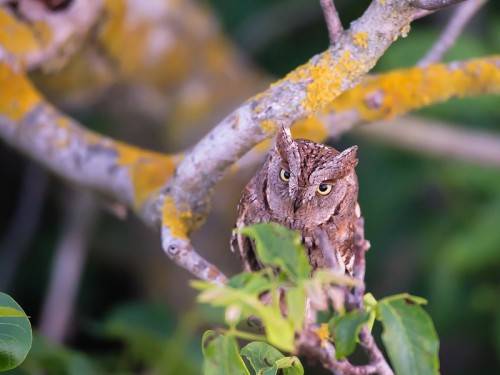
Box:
[231,127,359,275]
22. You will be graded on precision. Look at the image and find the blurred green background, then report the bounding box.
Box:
[1,0,499,374]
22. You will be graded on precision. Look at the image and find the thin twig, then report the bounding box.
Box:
[355,116,500,167]
[38,190,98,343]
[352,212,370,308]
[411,0,466,11]
[320,0,343,45]
[419,0,486,66]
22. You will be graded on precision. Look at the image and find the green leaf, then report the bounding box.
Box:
[240,342,304,375]
[201,331,249,375]
[239,223,310,280]
[377,298,440,375]
[227,271,272,296]
[380,293,428,306]
[285,287,306,332]
[196,284,295,351]
[329,311,370,359]
[274,356,304,375]
[240,341,283,373]
[0,293,32,372]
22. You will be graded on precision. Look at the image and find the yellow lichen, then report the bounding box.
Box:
[0,8,40,60]
[260,120,278,135]
[32,21,53,48]
[115,145,179,208]
[353,32,368,49]
[291,116,328,142]
[301,50,364,112]
[327,57,500,122]
[0,63,41,121]
[162,196,190,241]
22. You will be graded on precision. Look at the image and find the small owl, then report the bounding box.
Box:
[231,127,359,275]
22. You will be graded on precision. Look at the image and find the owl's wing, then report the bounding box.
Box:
[231,172,271,272]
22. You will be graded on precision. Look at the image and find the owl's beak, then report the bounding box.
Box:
[293,198,302,213]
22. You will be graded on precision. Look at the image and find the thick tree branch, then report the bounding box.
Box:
[239,56,500,169]
[419,0,486,66]
[0,61,229,283]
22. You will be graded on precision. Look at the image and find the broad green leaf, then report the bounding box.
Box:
[241,342,304,375]
[329,310,370,359]
[239,223,310,280]
[202,331,249,375]
[0,293,32,372]
[378,299,439,375]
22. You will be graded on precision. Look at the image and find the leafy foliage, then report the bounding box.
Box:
[0,293,32,372]
[197,223,440,375]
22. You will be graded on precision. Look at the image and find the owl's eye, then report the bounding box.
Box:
[317,183,332,195]
[279,168,290,182]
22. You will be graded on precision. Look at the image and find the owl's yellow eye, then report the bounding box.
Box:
[317,183,332,195]
[279,168,290,182]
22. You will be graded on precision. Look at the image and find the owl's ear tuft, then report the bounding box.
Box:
[274,127,300,176]
[335,146,358,170]
[275,127,293,151]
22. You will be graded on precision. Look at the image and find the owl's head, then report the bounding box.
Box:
[266,127,358,227]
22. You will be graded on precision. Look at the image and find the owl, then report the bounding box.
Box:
[231,127,359,275]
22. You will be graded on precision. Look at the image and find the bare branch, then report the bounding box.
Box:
[411,0,466,11]
[359,327,394,375]
[320,0,343,45]
[419,0,486,66]
[39,190,98,343]
[356,116,500,167]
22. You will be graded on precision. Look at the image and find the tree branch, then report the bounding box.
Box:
[411,0,466,11]
[39,189,98,343]
[320,0,343,45]
[355,116,500,167]
[418,0,486,66]
[239,56,500,170]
